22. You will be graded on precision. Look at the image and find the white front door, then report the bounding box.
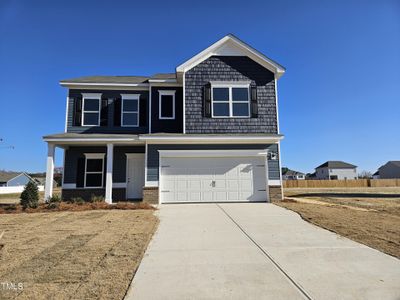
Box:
[126,154,145,199]
[160,156,267,203]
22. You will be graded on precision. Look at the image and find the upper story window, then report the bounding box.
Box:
[211,83,250,118]
[121,94,140,127]
[84,153,104,188]
[159,90,175,120]
[82,93,102,126]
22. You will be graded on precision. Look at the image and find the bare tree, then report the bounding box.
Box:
[358,170,372,179]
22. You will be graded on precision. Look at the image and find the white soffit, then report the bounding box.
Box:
[176,34,286,79]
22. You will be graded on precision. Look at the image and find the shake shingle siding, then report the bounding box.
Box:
[185,56,278,134]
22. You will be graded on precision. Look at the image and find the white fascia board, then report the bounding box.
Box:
[43,138,143,145]
[148,79,178,83]
[141,135,283,144]
[159,149,268,158]
[60,82,149,88]
[176,35,285,78]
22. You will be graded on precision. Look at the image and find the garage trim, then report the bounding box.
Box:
[158,149,270,204]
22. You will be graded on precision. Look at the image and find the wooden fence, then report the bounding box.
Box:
[283,179,400,188]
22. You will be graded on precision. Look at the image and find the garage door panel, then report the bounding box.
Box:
[161,156,267,203]
[214,179,227,188]
[176,180,187,189]
[215,191,227,201]
[202,191,213,202]
[163,180,175,190]
[189,192,201,202]
[188,180,201,189]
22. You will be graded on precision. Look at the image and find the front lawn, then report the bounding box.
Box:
[277,187,400,258]
[0,209,158,299]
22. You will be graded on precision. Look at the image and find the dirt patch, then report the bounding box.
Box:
[276,187,400,258]
[0,209,158,299]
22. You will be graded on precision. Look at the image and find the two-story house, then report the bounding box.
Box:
[315,161,357,180]
[43,34,285,204]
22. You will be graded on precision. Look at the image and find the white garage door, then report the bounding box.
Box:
[160,156,267,203]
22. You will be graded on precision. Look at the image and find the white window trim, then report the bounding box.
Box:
[211,83,250,118]
[121,94,140,127]
[158,90,176,120]
[82,93,102,127]
[84,153,105,188]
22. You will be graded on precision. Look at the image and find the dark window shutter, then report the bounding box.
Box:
[139,96,146,127]
[250,86,258,118]
[76,157,85,188]
[100,98,108,126]
[73,96,83,126]
[114,97,122,126]
[203,85,211,117]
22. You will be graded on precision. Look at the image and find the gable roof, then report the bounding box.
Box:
[60,75,149,86]
[389,161,400,167]
[176,34,286,78]
[379,161,400,170]
[282,168,305,176]
[315,161,357,169]
[0,172,30,183]
[60,73,177,86]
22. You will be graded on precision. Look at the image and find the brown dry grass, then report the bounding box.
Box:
[276,187,400,258]
[0,188,62,204]
[0,209,158,299]
[0,201,155,214]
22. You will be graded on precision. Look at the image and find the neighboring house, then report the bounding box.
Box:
[315,161,357,180]
[306,172,317,180]
[377,161,400,179]
[0,172,33,187]
[43,34,286,204]
[372,171,380,179]
[282,168,305,180]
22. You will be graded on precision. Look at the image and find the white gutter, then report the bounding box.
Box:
[139,135,284,141]
[60,82,149,87]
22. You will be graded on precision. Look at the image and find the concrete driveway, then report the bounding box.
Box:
[126,203,400,300]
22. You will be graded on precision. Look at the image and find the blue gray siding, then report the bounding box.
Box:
[185,56,278,134]
[63,146,145,184]
[67,89,149,134]
[147,144,280,182]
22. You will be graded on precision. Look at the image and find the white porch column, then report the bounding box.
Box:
[105,143,114,204]
[44,143,55,202]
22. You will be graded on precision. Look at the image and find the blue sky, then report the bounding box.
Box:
[0,0,399,174]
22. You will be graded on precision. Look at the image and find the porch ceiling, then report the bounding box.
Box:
[43,133,143,147]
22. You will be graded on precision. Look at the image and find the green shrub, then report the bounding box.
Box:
[48,194,61,203]
[4,204,17,211]
[46,194,61,209]
[90,194,105,203]
[70,197,85,205]
[20,181,39,209]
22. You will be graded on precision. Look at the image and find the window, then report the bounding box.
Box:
[159,90,175,119]
[82,93,102,126]
[84,153,104,188]
[211,84,250,118]
[121,94,140,127]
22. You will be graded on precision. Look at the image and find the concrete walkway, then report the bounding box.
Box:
[126,203,400,300]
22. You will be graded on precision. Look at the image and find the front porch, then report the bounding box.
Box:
[43,134,151,204]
